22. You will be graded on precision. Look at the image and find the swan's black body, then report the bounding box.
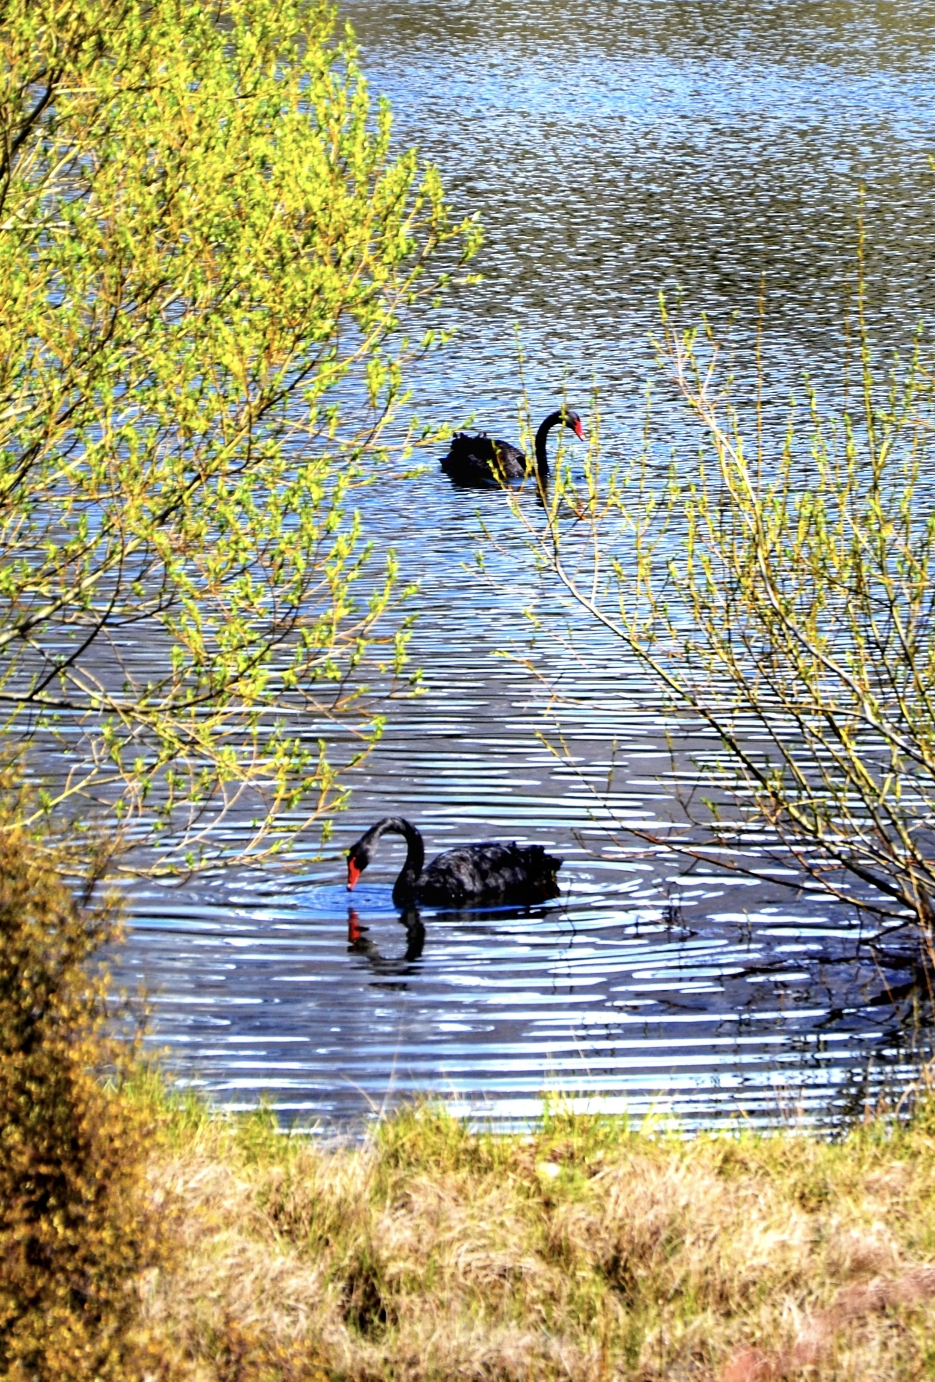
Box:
[346,816,563,909]
[441,408,584,488]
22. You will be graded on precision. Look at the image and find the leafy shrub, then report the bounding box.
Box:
[508,265,935,937]
[0,820,166,1380]
[0,0,476,872]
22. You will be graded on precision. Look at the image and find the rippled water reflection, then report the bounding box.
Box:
[117,0,935,1128]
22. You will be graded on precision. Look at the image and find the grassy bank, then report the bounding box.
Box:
[140,1094,935,1381]
[3,818,934,1379]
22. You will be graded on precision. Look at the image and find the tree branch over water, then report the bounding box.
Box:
[501,246,935,944]
[0,0,479,872]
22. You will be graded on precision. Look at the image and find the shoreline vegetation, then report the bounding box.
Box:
[0,674,932,1382]
[504,266,935,946]
[0,0,476,877]
[5,815,935,1380]
[116,1082,935,1380]
[6,1,935,1378]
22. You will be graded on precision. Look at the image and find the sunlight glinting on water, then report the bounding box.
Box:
[116,0,935,1129]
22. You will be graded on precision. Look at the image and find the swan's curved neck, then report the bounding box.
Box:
[534,410,566,475]
[364,816,425,907]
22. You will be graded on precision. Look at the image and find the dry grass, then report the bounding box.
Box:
[8,781,930,1380]
[140,1097,935,1381]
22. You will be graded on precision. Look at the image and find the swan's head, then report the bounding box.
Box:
[563,408,586,441]
[346,843,371,890]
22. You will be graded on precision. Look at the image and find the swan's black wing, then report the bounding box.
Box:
[440,432,528,487]
[417,841,562,907]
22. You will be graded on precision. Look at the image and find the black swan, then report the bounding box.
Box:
[346,816,563,908]
[440,407,585,488]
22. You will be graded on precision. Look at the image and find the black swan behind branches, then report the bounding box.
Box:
[346,817,563,908]
[440,407,585,488]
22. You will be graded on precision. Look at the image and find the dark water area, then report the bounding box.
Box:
[118,0,935,1130]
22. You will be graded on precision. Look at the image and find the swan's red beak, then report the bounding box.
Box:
[573,418,586,440]
[347,856,362,891]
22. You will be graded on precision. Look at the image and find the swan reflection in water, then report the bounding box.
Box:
[347,906,425,970]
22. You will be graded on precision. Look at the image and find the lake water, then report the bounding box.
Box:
[118,0,935,1129]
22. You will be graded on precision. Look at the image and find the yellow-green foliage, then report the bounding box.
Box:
[146,1099,935,1381]
[0,0,477,873]
[511,285,935,934]
[0,828,165,1381]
